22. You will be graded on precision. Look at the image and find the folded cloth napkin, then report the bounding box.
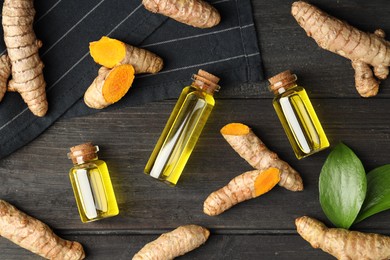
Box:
[0,0,263,159]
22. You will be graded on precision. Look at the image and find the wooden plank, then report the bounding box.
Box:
[0,233,332,259]
[1,99,390,231]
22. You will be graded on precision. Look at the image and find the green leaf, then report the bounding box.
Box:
[355,164,390,224]
[319,143,366,229]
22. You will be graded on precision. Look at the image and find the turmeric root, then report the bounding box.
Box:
[142,0,221,29]
[221,123,303,192]
[2,0,48,116]
[296,216,390,260]
[204,168,280,216]
[291,1,390,97]
[0,200,85,259]
[89,36,163,73]
[133,225,209,260]
[0,55,11,102]
[84,64,135,109]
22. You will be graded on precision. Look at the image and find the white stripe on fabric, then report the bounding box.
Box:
[107,4,143,36]
[138,52,260,78]
[247,52,260,57]
[241,23,254,29]
[212,0,231,4]
[0,108,29,131]
[48,53,90,92]
[35,0,63,24]
[141,24,254,48]
[42,0,106,57]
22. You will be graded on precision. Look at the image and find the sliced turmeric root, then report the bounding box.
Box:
[203,168,281,216]
[84,64,135,109]
[220,123,303,192]
[89,36,163,74]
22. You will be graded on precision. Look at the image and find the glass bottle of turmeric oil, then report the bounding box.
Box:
[268,70,329,159]
[145,69,220,185]
[68,142,119,223]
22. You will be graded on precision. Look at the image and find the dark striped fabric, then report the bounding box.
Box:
[0,0,263,159]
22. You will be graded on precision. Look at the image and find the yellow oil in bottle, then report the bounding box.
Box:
[269,71,329,159]
[68,143,119,223]
[145,70,220,185]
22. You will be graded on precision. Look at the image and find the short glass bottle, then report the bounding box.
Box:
[68,142,119,223]
[268,70,329,159]
[144,69,220,185]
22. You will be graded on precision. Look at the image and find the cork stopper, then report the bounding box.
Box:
[67,142,99,164]
[192,69,220,94]
[268,70,298,94]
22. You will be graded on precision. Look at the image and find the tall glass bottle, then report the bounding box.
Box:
[268,70,329,159]
[68,142,119,223]
[145,69,220,185]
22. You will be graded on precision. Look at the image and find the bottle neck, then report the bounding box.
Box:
[72,156,98,165]
[269,73,298,95]
[68,143,100,165]
[276,82,298,94]
[191,79,219,95]
[191,71,220,95]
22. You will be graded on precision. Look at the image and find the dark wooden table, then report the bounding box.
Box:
[1,0,390,259]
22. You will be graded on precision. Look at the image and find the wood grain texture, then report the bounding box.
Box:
[0,234,332,259]
[1,0,390,259]
[1,99,390,231]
